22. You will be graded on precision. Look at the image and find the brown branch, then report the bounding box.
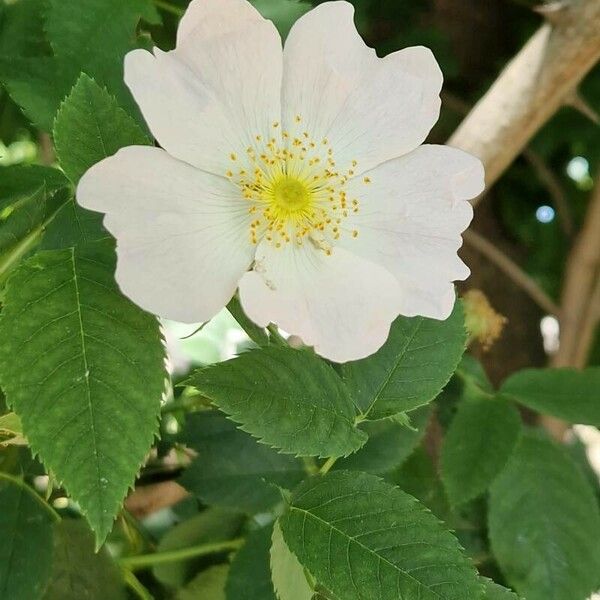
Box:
[449,0,600,199]
[552,171,600,368]
[542,170,600,440]
[463,229,561,317]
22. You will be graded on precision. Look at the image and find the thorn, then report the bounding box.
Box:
[533,1,570,25]
[565,90,600,125]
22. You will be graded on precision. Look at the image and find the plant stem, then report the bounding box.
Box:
[267,324,288,346]
[119,538,244,571]
[123,569,155,600]
[227,296,270,346]
[153,0,184,17]
[319,457,337,475]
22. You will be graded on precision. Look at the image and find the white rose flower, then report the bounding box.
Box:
[77,0,484,362]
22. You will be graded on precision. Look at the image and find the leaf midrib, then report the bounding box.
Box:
[69,247,105,522]
[288,504,454,600]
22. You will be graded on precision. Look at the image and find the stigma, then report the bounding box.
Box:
[224,116,369,253]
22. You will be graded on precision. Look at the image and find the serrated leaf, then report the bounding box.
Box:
[482,579,521,600]
[0,474,57,600]
[54,73,149,184]
[42,519,126,600]
[500,367,600,426]
[179,411,306,514]
[187,347,367,458]
[153,508,244,588]
[280,471,482,600]
[0,241,166,544]
[226,525,277,600]
[334,405,431,475]
[271,521,313,600]
[341,301,466,420]
[489,434,600,600]
[441,396,521,506]
[177,565,228,600]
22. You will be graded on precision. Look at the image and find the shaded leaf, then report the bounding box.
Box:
[501,367,600,426]
[177,565,228,600]
[280,471,482,600]
[441,396,521,505]
[153,508,244,588]
[179,411,305,514]
[42,519,126,600]
[0,474,57,600]
[0,242,166,544]
[187,347,367,458]
[489,434,600,600]
[341,301,466,420]
[226,525,276,600]
[334,405,431,475]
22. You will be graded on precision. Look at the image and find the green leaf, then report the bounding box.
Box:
[41,198,109,251]
[177,565,228,600]
[226,525,277,600]
[0,474,57,600]
[0,165,68,203]
[0,56,73,131]
[341,301,466,420]
[389,447,451,520]
[179,411,306,514]
[280,471,482,600]
[187,347,367,458]
[44,0,155,122]
[54,73,149,184]
[0,0,50,57]
[482,579,521,600]
[488,434,600,600]
[500,367,600,426]
[334,405,431,475]
[440,396,522,506]
[153,508,244,588]
[0,242,167,544]
[42,519,126,600]
[250,0,311,37]
[270,521,313,600]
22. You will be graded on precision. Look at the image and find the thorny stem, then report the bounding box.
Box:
[119,538,244,570]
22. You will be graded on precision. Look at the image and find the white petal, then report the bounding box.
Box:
[177,0,263,45]
[77,146,255,323]
[124,6,282,175]
[339,144,484,319]
[282,1,442,173]
[238,242,403,363]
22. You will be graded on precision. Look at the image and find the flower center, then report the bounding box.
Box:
[225,115,368,252]
[271,176,311,213]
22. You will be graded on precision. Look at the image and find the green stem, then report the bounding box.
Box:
[267,324,288,346]
[319,457,338,475]
[119,538,244,571]
[153,0,184,17]
[123,569,155,600]
[227,296,270,346]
